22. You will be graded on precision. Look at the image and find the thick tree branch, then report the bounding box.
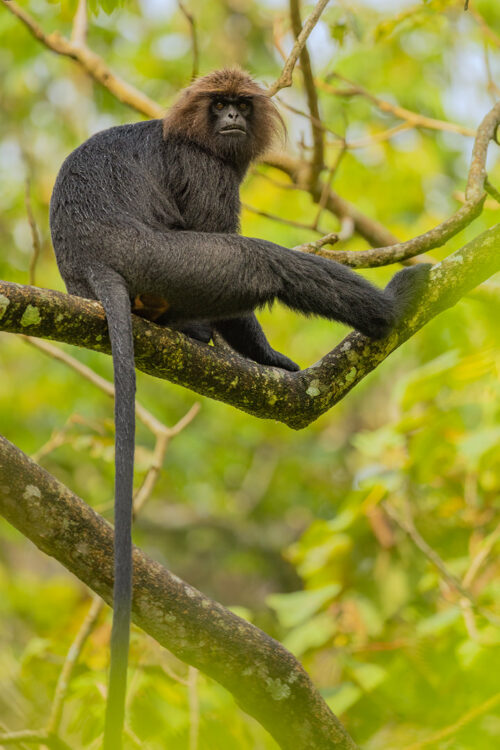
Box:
[1,225,498,429]
[0,437,357,750]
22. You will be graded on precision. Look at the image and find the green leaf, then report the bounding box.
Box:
[267,584,341,629]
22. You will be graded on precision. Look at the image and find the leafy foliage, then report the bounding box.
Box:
[0,0,499,748]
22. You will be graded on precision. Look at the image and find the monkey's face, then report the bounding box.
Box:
[211,97,252,139]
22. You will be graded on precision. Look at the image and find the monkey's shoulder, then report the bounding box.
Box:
[55,120,163,178]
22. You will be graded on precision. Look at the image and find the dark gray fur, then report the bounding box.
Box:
[50,104,429,747]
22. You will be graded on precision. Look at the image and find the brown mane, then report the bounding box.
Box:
[163,68,284,162]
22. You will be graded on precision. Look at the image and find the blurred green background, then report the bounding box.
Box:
[0,0,499,748]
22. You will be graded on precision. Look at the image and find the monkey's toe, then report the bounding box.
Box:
[268,351,300,371]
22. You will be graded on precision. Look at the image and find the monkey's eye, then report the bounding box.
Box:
[238,101,250,113]
[214,101,225,111]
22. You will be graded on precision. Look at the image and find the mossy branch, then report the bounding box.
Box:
[0,224,498,429]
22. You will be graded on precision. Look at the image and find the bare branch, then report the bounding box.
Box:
[48,596,104,734]
[70,0,88,46]
[0,730,70,750]
[264,150,400,247]
[308,100,500,267]
[293,231,339,253]
[382,502,499,626]
[314,197,485,268]
[178,1,199,81]
[288,0,324,182]
[242,201,329,235]
[466,101,500,201]
[267,0,330,97]
[319,74,476,138]
[23,169,42,286]
[469,7,500,48]
[1,0,162,118]
[24,337,199,439]
[402,692,500,750]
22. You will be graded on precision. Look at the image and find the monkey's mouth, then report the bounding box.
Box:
[219,127,246,135]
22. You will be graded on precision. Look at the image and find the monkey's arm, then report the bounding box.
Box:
[215,314,299,371]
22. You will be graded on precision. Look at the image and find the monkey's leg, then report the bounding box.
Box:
[89,267,135,750]
[215,314,300,371]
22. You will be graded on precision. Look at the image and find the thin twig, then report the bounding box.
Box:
[485,178,500,203]
[463,524,500,589]
[23,336,196,436]
[133,403,200,515]
[48,596,104,734]
[289,0,324,182]
[70,0,88,46]
[453,189,499,211]
[241,201,329,235]
[347,122,414,149]
[312,144,346,229]
[458,524,500,640]
[276,96,342,140]
[23,163,42,286]
[0,722,31,750]
[178,1,199,81]
[0,731,70,749]
[188,667,200,750]
[319,74,476,138]
[403,692,500,750]
[294,231,339,253]
[469,7,500,48]
[267,0,330,97]
[383,502,500,627]
[306,99,500,267]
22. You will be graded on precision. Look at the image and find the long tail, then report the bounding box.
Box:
[91,269,136,750]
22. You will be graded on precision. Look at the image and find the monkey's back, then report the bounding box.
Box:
[50,119,241,297]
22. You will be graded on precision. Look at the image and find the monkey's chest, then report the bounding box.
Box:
[172,164,241,233]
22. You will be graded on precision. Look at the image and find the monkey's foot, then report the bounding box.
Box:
[386,263,432,321]
[266,350,300,372]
